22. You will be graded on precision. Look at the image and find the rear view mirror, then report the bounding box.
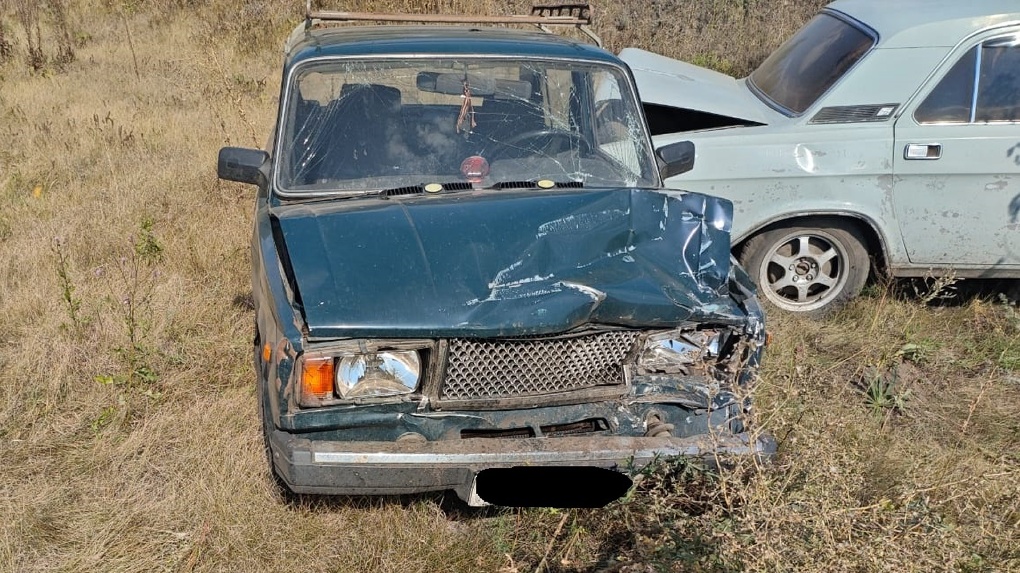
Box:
[218,147,269,185]
[656,140,696,180]
[416,71,531,99]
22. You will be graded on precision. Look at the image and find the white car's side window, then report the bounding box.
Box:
[916,35,1020,124]
[914,47,975,123]
[975,39,1020,122]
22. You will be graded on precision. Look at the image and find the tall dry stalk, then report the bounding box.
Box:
[43,0,75,67]
[12,0,43,71]
[0,0,13,65]
[8,0,76,71]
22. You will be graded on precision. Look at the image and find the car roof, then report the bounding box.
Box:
[829,0,1020,48]
[284,25,618,69]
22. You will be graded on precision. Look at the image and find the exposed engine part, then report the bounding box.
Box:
[644,413,675,438]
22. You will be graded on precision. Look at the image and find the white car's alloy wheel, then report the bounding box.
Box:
[741,220,869,317]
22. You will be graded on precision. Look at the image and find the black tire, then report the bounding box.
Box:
[739,219,870,317]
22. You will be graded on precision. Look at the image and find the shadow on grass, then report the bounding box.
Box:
[274,488,509,519]
[265,459,735,571]
[869,277,1020,308]
[232,291,255,311]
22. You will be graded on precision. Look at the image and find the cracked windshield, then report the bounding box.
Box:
[278,58,657,194]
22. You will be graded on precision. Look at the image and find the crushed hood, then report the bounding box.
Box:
[273,188,743,339]
[620,48,770,125]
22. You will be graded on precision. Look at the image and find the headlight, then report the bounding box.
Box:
[336,350,421,398]
[638,330,721,374]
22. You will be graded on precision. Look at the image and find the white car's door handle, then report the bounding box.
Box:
[904,143,942,160]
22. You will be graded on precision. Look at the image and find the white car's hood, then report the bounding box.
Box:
[620,48,770,125]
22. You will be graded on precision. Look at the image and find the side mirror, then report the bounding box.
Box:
[656,140,696,181]
[218,147,269,185]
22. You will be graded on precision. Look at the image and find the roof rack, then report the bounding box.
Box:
[303,2,602,47]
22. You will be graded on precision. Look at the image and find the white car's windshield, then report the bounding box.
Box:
[749,13,874,115]
[276,58,657,195]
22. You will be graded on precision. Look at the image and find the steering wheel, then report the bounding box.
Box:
[499,128,590,156]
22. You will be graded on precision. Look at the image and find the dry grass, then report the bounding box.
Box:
[1,1,1018,572]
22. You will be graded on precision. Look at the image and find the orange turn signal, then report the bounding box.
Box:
[301,357,334,400]
[262,343,272,363]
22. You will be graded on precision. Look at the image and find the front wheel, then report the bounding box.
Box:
[739,220,870,317]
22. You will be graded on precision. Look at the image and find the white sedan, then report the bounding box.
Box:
[624,0,1020,315]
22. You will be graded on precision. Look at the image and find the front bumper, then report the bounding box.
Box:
[269,429,776,505]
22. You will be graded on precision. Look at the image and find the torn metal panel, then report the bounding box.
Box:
[273,188,740,339]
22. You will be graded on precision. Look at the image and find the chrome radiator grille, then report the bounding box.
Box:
[440,331,641,400]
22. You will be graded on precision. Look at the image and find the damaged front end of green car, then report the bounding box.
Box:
[219,5,772,508]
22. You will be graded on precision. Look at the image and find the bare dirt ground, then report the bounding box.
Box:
[1,1,1017,571]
